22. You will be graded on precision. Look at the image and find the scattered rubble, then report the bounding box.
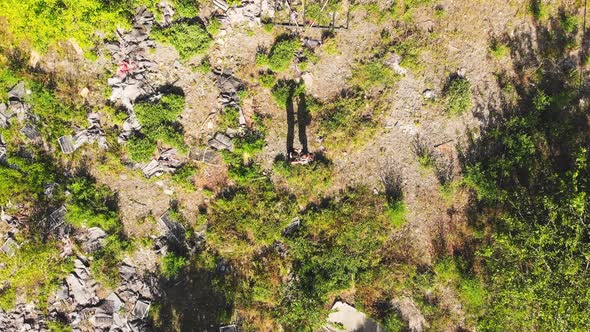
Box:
[1,237,18,257]
[6,82,31,125]
[141,148,183,178]
[323,301,384,332]
[58,113,108,154]
[385,53,407,76]
[77,227,107,253]
[105,6,159,142]
[422,89,436,100]
[208,132,234,151]
[220,325,238,332]
[391,297,429,332]
[219,0,275,27]
[282,217,301,236]
[215,68,247,127]
[214,0,229,12]
[0,134,6,161]
[158,1,175,27]
[302,37,322,49]
[0,303,47,331]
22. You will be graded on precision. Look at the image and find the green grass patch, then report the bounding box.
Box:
[443,76,472,116]
[256,36,301,72]
[153,22,211,60]
[490,40,510,59]
[0,242,72,310]
[128,94,187,162]
[161,252,188,279]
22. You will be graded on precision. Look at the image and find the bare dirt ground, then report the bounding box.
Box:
[74,0,538,329]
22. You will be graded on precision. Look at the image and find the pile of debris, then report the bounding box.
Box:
[215,68,246,120]
[0,134,6,161]
[105,6,158,141]
[158,1,175,27]
[215,0,274,27]
[39,206,71,239]
[1,82,41,144]
[58,113,108,154]
[0,303,47,331]
[207,69,249,152]
[0,82,30,128]
[208,132,234,151]
[51,259,157,331]
[141,148,183,178]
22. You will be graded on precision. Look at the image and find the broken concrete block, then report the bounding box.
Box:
[20,123,41,142]
[132,300,150,319]
[423,89,436,100]
[106,292,123,312]
[58,135,76,154]
[0,134,6,161]
[1,238,18,256]
[214,0,229,12]
[282,217,301,236]
[220,325,238,332]
[391,297,429,332]
[56,283,69,300]
[208,132,234,151]
[325,301,384,332]
[8,82,26,100]
[119,263,137,281]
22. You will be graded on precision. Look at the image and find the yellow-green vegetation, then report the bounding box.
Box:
[258,71,277,88]
[270,79,304,108]
[161,252,188,279]
[443,76,472,116]
[171,163,198,191]
[0,0,135,53]
[310,90,385,149]
[256,36,301,72]
[490,40,510,59]
[273,156,334,204]
[152,22,212,60]
[351,61,397,91]
[0,242,72,310]
[127,94,187,162]
[529,0,550,21]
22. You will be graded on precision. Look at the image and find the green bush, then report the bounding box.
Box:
[66,175,121,233]
[313,91,382,148]
[130,94,187,161]
[175,0,199,18]
[127,135,157,162]
[258,72,277,88]
[270,80,304,108]
[153,22,211,59]
[444,76,472,116]
[257,37,301,72]
[171,164,198,191]
[162,252,188,279]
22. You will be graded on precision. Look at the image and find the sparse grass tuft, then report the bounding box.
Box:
[443,76,472,116]
[490,40,510,59]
